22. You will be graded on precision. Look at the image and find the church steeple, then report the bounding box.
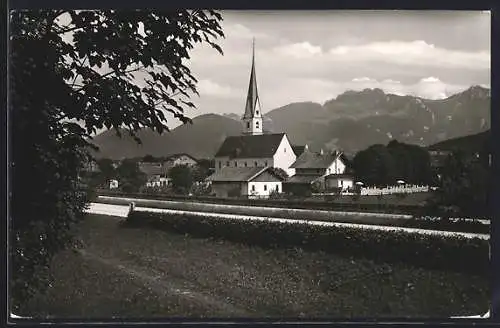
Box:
[242,38,263,135]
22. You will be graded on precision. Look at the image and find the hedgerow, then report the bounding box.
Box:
[126,211,489,275]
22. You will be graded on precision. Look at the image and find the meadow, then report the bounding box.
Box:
[20,213,489,319]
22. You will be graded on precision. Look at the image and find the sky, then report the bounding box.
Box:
[177,10,490,128]
[55,10,490,131]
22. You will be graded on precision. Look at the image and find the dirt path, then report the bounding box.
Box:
[76,249,250,317]
[21,214,489,319]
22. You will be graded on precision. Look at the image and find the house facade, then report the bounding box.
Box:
[138,162,169,188]
[283,149,352,194]
[164,153,198,169]
[207,167,283,198]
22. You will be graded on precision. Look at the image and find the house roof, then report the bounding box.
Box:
[139,163,165,176]
[206,167,279,182]
[284,175,323,184]
[165,153,198,162]
[214,133,286,159]
[291,145,307,157]
[290,150,344,169]
[325,173,354,179]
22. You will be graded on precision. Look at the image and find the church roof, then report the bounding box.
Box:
[207,167,273,182]
[243,38,261,119]
[215,133,286,159]
[290,150,344,169]
[285,174,323,184]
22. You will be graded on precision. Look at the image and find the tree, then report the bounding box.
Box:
[352,141,433,188]
[116,159,147,192]
[10,10,224,312]
[192,159,213,182]
[433,151,490,218]
[268,167,289,181]
[169,165,193,194]
[352,144,397,187]
[387,140,433,185]
[142,154,156,162]
[96,158,116,185]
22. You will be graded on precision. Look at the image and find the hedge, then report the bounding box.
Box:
[126,211,489,275]
[96,189,430,215]
[98,195,488,234]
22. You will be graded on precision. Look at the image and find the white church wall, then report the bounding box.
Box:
[273,134,297,177]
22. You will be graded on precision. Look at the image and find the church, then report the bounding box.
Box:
[207,40,302,198]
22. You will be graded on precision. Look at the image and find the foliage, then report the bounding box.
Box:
[127,211,488,274]
[10,9,224,311]
[142,154,157,162]
[352,144,397,187]
[268,167,289,181]
[191,162,212,182]
[352,141,433,187]
[268,189,283,199]
[169,165,193,194]
[386,140,434,185]
[432,151,490,218]
[116,159,147,192]
[190,182,212,196]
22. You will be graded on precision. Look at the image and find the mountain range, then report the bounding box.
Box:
[91,85,490,160]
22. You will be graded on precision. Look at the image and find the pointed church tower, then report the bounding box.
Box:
[242,38,263,135]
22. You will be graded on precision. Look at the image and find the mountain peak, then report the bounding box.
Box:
[336,88,386,100]
[449,85,490,100]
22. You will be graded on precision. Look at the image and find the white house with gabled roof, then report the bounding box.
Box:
[206,167,284,198]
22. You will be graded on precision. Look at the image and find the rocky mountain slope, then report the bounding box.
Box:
[91,86,490,160]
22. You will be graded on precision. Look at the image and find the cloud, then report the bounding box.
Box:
[326,40,489,70]
[420,76,440,83]
[382,79,401,84]
[273,42,323,58]
[352,77,377,83]
[225,23,270,40]
[197,79,240,98]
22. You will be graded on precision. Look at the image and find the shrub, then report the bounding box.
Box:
[126,211,489,275]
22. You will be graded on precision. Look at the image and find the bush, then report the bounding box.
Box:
[169,165,193,195]
[127,211,489,274]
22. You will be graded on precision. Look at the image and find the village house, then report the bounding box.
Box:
[138,162,170,188]
[208,39,300,196]
[206,167,284,198]
[163,153,198,171]
[283,148,353,195]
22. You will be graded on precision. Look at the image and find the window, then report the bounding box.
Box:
[264,185,267,191]
[275,185,279,191]
[255,161,258,167]
[247,122,250,129]
[264,161,268,166]
[245,162,247,167]
[284,147,286,153]
[256,110,259,115]
[226,161,230,166]
[252,185,255,191]
[234,161,237,167]
[256,121,260,129]
[219,162,222,169]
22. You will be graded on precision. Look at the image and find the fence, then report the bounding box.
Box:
[360,185,429,196]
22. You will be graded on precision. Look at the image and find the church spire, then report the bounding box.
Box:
[243,38,261,119]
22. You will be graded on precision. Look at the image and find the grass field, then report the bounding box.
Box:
[20,214,489,319]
